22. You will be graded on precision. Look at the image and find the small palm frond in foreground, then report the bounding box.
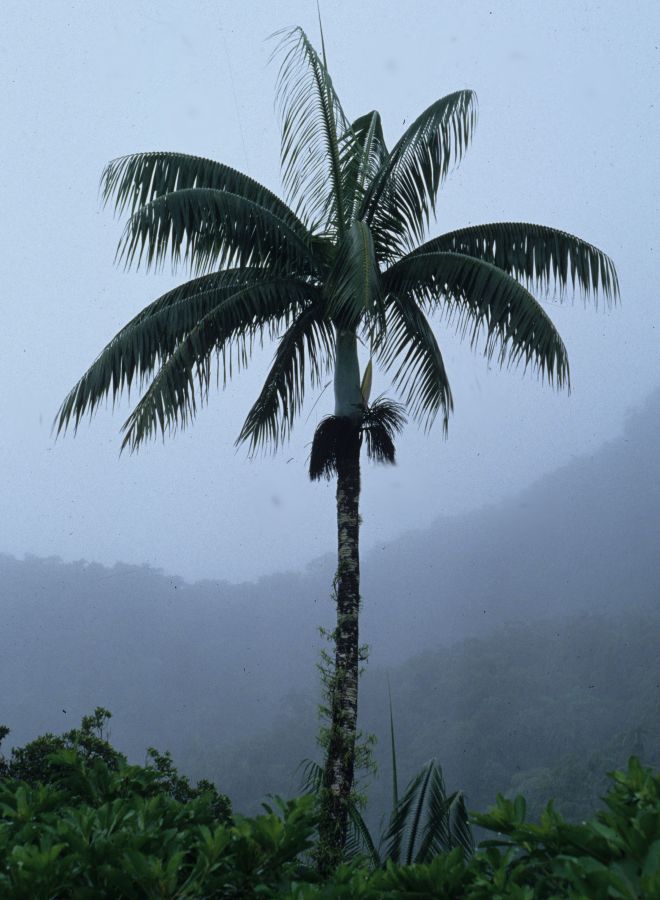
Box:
[382,759,474,864]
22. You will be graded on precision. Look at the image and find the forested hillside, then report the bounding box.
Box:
[202,606,659,825]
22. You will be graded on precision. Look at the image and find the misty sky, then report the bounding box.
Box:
[2,0,658,582]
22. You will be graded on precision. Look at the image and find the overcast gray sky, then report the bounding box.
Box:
[2,0,658,582]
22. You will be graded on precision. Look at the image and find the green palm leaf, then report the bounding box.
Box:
[116,279,319,451]
[237,302,334,452]
[55,269,292,436]
[446,791,475,857]
[56,272,305,437]
[273,27,352,234]
[101,151,311,240]
[376,293,453,432]
[117,187,318,276]
[416,766,452,862]
[419,222,619,302]
[348,111,388,219]
[362,90,478,255]
[346,804,381,868]
[403,761,435,865]
[382,765,429,864]
[385,251,570,388]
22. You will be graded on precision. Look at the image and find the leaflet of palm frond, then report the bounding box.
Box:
[298,758,324,795]
[403,760,436,865]
[375,295,453,433]
[414,763,451,862]
[387,678,399,813]
[346,804,381,868]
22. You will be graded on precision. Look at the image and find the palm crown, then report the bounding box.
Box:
[56,27,618,457]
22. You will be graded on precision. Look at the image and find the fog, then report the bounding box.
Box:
[1,0,659,826]
[3,391,659,817]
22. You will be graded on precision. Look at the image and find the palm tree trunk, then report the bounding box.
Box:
[318,330,363,873]
[318,424,361,872]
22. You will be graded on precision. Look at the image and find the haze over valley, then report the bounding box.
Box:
[4,388,658,820]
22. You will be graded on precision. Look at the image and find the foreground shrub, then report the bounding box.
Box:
[0,715,657,897]
[0,749,313,897]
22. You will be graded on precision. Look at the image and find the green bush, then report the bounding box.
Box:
[1,715,658,897]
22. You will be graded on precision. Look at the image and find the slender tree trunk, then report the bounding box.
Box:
[318,329,363,874]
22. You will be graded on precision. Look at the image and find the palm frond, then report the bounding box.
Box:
[376,293,453,432]
[117,187,317,276]
[325,220,382,330]
[420,222,619,303]
[55,269,292,436]
[101,152,311,239]
[362,90,478,255]
[299,758,324,794]
[237,303,334,453]
[385,251,570,388]
[117,280,319,452]
[416,766,451,862]
[361,398,407,465]
[348,111,388,219]
[382,758,475,866]
[346,804,381,868]
[381,765,428,864]
[447,791,475,857]
[403,761,435,865]
[273,27,352,234]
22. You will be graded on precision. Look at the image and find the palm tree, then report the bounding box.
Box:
[56,27,618,868]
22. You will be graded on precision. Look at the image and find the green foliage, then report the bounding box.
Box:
[0,708,122,785]
[0,710,231,823]
[0,770,314,898]
[0,709,660,900]
[471,757,660,899]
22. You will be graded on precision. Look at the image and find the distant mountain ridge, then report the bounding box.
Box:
[2,388,658,763]
[359,387,659,663]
